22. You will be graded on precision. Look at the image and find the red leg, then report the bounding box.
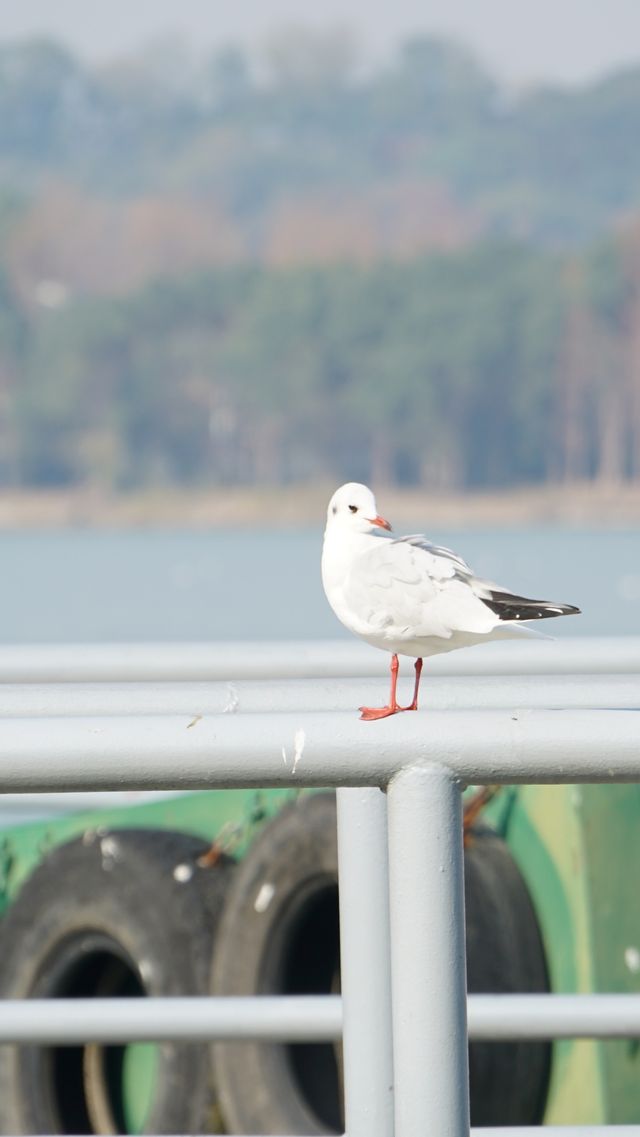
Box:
[360,654,403,720]
[400,657,423,711]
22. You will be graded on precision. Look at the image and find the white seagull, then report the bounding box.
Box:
[322,482,581,720]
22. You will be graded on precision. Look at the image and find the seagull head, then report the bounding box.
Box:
[325,483,392,535]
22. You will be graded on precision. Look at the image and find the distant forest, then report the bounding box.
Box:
[1,29,640,491]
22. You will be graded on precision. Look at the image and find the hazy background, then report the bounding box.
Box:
[3,0,640,84]
[1,2,640,506]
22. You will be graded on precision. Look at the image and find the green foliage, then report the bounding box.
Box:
[1,31,639,491]
[0,38,84,162]
[0,32,639,238]
[3,240,629,491]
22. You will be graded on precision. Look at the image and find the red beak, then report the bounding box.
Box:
[368,514,392,531]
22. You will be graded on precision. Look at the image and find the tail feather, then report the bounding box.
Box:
[483,590,581,623]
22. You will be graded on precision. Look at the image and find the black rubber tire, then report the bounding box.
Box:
[465,826,551,1126]
[0,827,234,1135]
[211,793,550,1135]
[212,793,342,1136]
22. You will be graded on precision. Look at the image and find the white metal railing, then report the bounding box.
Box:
[0,639,638,1137]
[0,672,636,825]
[0,672,637,717]
[0,708,637,790]
[0,635,637,681]
[0,993,639,1043]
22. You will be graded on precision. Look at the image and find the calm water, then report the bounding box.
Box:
[1,525,638,643]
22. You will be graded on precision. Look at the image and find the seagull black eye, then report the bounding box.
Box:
[332,505,337,515]
[348,505,358,513]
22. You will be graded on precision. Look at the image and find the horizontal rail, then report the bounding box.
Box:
[6,1127,632,1137]
[0,994,636,1044]
[0,676,635,820]
[0,674,637,718]
[0,1131,625,1137]
[0,1130,624,1137]
[474,1129,640,1136]
[0,637,637,682]
[0,996,342,1043]
[469,994,640,1038]
[0,709,637,792]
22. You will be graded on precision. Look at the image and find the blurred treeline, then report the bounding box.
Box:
[1,29,640,490]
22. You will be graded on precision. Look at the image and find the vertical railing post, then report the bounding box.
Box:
[387,764,470,1137]
[337,787,395,1137]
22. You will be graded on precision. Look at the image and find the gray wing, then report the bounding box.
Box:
[343,533,497,638]
[394,534,475,580]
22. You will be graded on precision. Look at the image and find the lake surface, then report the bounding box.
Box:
[1,525,637,643]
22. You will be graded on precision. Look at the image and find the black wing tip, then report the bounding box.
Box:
[559,603,581,616]
[485,592,581,622]
[530,603,581,620]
